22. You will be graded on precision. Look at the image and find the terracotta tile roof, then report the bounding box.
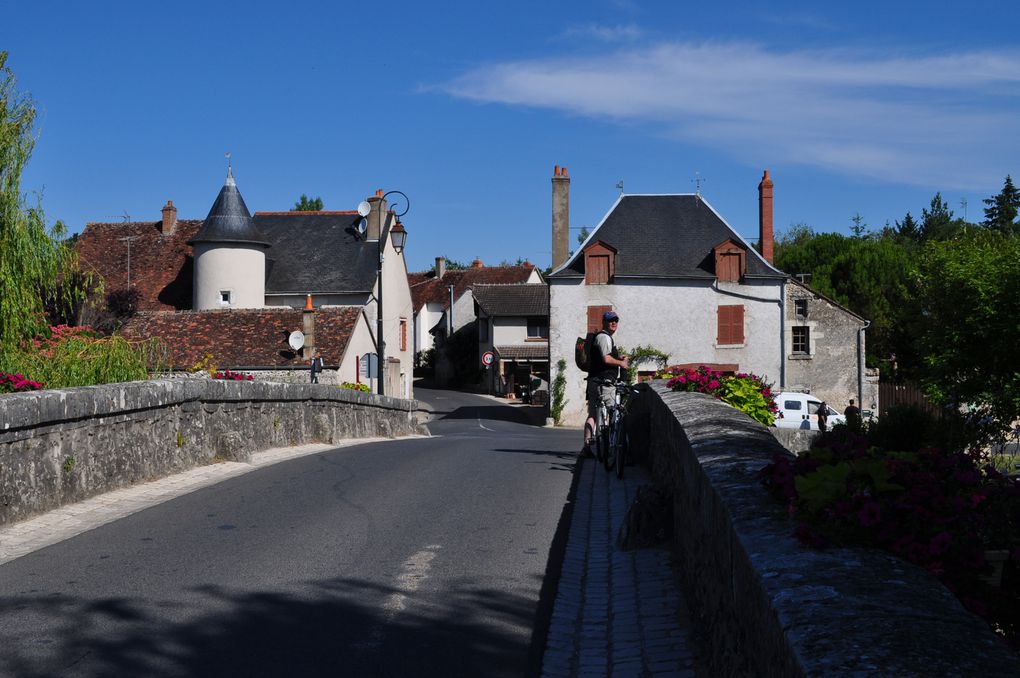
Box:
[75,220,202,311]
[409,264,538,312]
[119,307,362,370]
[495,344,549,360]
[472,283,549,317]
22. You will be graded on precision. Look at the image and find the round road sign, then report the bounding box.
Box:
[481,351,495,367]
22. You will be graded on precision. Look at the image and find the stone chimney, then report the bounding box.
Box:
[366,189,386,241]
[471,258,484,269]
[435,256,446,279]
[552,165,570,269]
[161,200,177,234]
[758,170,774,264]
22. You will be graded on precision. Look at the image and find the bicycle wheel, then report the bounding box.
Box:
[604,410,619,473]
[616,426,628,479]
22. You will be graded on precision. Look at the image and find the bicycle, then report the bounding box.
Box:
[589,377,636,477]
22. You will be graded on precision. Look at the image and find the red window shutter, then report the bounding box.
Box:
[588,305,612,333]
[400,319,407,351]
[587,255,610,284]
[718,305,744,344]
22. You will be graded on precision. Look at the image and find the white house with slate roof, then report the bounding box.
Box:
[547,167,870,427]
[472,283,550,399]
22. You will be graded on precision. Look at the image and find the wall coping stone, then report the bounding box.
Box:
[636,381,1020,676]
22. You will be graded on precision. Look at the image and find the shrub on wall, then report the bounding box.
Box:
[213,370,253,381]
[761,427,1020,648]
[0,325,164,389]
[341,382,370,392]
[658,365,778,426]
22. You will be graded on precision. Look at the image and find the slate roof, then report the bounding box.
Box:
[75,219,202,311]
[495,344,548,360]
[253,211,378,294]
[188,170,269,247]
[119,307,362,369]
[549,194,785,280]
[408,264,539,312]
[472,284,549,317]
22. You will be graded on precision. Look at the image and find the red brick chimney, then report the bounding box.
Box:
[471,258,484,269]
[758,170,774,264]
[161,200,177,234]
[552,165,570,269]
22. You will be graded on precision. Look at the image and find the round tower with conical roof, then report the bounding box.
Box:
[188,168,270,310]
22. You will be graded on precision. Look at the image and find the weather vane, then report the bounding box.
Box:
[615,180,624,194]
[225,151,232,171]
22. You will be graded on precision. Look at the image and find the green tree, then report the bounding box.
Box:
[576,225,590,245]
[895,211,920,243]
[0,51,82,353]
[920,192,959,241]
[850,213,868,238]
[982,175,1020,235]
[442,257,469,270]
[915,231,1020,428]
[292,194,323,211]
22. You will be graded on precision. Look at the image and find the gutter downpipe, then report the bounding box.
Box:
[858,320,871,410]
[779,280,787,389]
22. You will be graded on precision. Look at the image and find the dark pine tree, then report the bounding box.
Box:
[982,175,1020,235]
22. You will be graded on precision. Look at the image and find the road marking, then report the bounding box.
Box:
[477,417,495,432]
[359,544,442,651]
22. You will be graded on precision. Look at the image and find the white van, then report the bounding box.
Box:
[774,392,846,430]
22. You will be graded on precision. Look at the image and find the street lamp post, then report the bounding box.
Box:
[375,191,408,396]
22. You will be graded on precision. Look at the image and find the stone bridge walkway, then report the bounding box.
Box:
[539,456,702,678]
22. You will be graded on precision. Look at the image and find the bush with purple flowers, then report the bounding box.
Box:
[0,371,43,393]
[658,365,779,426]
[213,370,254,381]
[761,424,1020,648]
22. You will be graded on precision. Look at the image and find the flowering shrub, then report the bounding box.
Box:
[0,371,43,393]
[341,382,370,392]
[658,365,778,426]
[213,370,253,381]
[761,426,1020,647]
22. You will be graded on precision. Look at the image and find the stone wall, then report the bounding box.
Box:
[0,380,425,527]
[630,381,1020,676]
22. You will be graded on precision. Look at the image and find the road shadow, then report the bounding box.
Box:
[0,576,542,678]
[438,405,547,427]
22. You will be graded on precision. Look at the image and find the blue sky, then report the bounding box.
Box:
[6,1,1019,272]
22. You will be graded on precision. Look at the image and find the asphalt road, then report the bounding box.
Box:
[0,384,579,678]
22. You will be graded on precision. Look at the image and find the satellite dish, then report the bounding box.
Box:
[358,217,368,234]
[357,201,372,217]
[288,331,305,351]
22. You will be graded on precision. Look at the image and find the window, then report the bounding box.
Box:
[588,255,610,284]
[792,326,810,354]
[713,240,746,282]
[219,290,231,306]
[479,320,489,342]
[794,299,808,318]
[784,399,802,411]
[716,305,744,345]
[400,318,408,351]
[584,242,617,285]
[527,318,548,338]
[587,305,612,333]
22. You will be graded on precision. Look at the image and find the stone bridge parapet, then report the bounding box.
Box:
[0,380,425,527]
[630,381,1020,676]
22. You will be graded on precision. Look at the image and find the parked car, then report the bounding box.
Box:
[774,392,846,430]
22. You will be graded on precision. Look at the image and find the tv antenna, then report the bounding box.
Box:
[615,180,624,194]
[692,171,705,197]
[119,236,139,287]
[959,197,968,221]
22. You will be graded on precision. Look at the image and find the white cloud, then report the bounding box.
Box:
[441,42,1020,189]
[561,23,644,43]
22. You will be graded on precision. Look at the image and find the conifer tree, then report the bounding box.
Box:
[982,175,1020,235]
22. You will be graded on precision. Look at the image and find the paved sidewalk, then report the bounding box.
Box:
[540,457,700,678]
[0,438,407,566]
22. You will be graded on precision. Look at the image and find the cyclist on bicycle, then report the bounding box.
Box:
[583,310,629,455]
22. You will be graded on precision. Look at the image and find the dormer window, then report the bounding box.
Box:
[584,241,617,285]
[219,290,232,307]
[795,298,808,318]
[713,240,746,282]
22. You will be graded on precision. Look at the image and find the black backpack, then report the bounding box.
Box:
[575,331,606,372]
